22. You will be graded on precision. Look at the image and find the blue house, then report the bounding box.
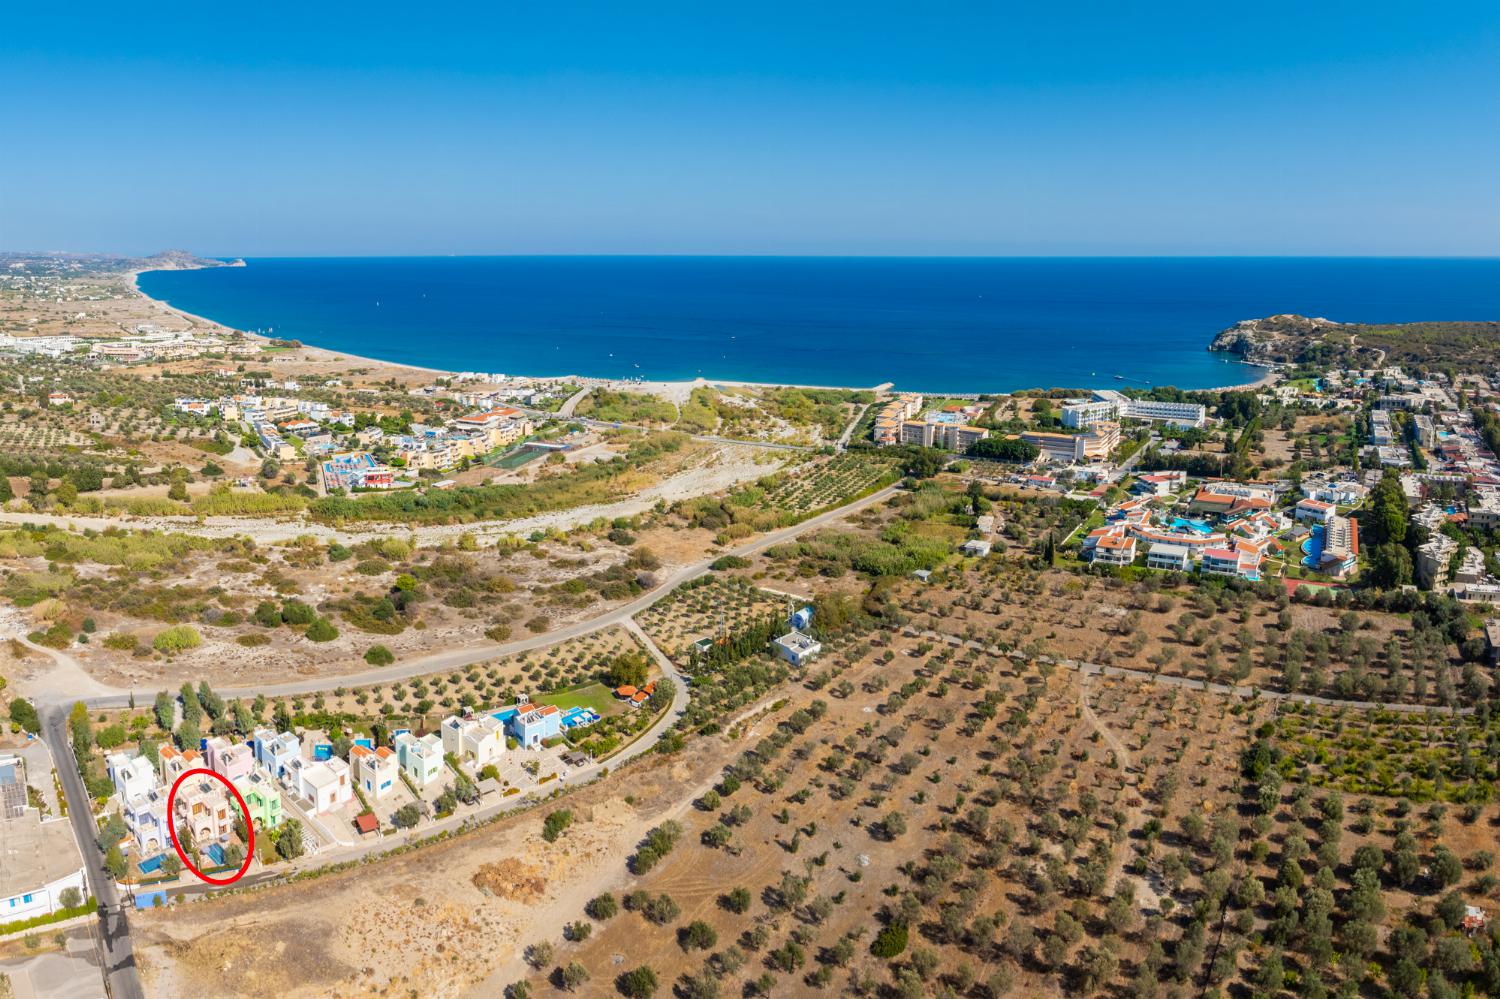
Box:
[510,705,562,749]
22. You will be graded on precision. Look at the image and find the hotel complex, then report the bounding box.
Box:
[1021,421,1120,463]
[875,394,991,451]
[1062,389,1207,429]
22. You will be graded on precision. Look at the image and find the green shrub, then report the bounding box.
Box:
[364,644,395,665]
[871,922,908,959]
[542,809,574,843]
[281,600,316,626]
[305,618,339,642]
[152,625,202,654]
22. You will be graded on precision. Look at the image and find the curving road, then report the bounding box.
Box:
[72,484,898,709]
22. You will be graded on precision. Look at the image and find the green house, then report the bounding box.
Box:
[234,772,284,830]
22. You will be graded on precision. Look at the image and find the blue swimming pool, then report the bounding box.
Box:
[138,854,163,874]
[560,707,601,730]
[1302,525,1326,569]
[1170,517,1215,535]
[206,843,226,866]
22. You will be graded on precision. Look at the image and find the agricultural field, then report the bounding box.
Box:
[85,469,1500,999]
[636,576,790,661]
[927,557,1487,710]
[314,626,642,721]
[756,452,899,515]
[674,452,898,545]
[493,618,1500,999]
[1274,701,1500,804]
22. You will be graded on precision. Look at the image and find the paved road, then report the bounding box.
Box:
[77,484,899,709]
[41,705,145,999]
[144,611,695,905]
[555,386,592,418]
[835,403,871,451]
[623,618,690,720]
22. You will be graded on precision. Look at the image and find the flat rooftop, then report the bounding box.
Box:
[0,812,84,899]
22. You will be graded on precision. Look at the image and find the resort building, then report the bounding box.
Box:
[1117,397,1207,428]
[350,745,400,800]
[1147,543,1193,572]
[1060,400,1118,429]
[1063,391,1206,429]
[1186,486,1272,518]
[441,715,506,769]
[873,394,924,445]
[1021,421,1119,464]
[1308,515,1360,578]
[1301,479,1368,507]
[1090,534,1137,567]
[322,451,398,491]
[1198,539,1267,580]
[1133,471,1187,496]
[394,732,446,785]
[1417,533,1457,589]
[1468,489,1500,531]
[898,419,990,451]
[1294,498,1337,524]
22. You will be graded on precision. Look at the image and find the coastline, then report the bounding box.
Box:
[131,264,1276,397]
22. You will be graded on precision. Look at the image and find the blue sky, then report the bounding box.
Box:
[3,2,1497,255]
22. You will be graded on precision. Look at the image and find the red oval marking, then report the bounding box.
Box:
[165,767,255,886]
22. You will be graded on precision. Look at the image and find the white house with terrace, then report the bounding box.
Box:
[441,715,506,770]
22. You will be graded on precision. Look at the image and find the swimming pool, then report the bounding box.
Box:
[560,707,601,730]
[1301,525,1326,569]
[1170,517,1215,535]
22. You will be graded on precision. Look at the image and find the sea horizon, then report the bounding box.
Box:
[137,256,1500,393]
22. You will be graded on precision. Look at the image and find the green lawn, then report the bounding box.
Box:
[533,681,621,717]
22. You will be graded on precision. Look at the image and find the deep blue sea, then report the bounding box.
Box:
[137,257,1500,393]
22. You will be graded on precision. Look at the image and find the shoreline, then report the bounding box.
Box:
[131,264,1276,397]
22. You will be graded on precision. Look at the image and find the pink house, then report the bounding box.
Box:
[203,736,254,782]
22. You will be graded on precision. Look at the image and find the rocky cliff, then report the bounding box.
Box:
[142,249,244,270]
[1208,314,1363,366]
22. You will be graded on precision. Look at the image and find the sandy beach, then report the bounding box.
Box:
[132,263,1276,398]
